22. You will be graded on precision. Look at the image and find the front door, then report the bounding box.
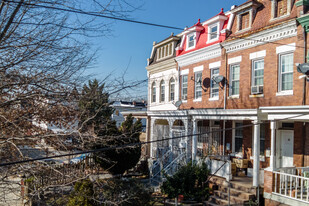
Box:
[277,130,294,168]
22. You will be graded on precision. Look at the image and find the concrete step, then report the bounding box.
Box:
[218,182,256,194]
[213,190,249,204]
[203,201,220,206]
[208,195,229,205]
[218,187,255,200]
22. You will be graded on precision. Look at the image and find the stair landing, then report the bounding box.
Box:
[205,176,258,206]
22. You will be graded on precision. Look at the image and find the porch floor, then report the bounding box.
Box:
[231,176,253,187]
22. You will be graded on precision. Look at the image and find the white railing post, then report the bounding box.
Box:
[270,121,276,171]
[253,120,260,187]
[192,119,197,162]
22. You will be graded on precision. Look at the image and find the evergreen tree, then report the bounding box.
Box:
[94,114,142,175]
[79,80,142,175]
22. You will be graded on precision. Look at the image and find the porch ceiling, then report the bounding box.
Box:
[260,105,309,121]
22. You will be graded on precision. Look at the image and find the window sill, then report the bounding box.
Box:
[270,14,290,22]
[181,100,187,103]
[236,27,251,34]
[206,38,219,44]
[249,94,264,98]
[209,97,219,101]
[185,46,196,51]
[250,155,265,162]
[228,95,239,99]
[193,98,202,102]
[276,90,293,96]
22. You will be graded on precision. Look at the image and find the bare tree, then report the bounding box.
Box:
[0,0,145,205]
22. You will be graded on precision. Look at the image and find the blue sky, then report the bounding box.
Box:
[87,0,245,99]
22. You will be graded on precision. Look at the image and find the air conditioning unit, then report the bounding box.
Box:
[251,85,263,94]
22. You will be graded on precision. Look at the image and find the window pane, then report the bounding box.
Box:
[182,75,188,100]
[210,25,218,40]
[280,53,293,91]
[170,79,175,101]
[152,83,156,102]
[195,72,202,99]
[282,73,293,90]
[252,59,264,87]
[211,68,219,98]
[235,122,243,153]
[160,81,165,102]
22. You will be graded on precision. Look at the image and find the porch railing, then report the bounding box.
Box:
[278,167,309,177]
[273,170,309,203]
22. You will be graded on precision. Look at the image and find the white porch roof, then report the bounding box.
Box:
[260,105,309,121]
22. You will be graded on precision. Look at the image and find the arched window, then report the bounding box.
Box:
[152,82,156,103]
[160,80,165,102]
[169,78,175,101]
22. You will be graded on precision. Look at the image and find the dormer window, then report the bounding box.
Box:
[187,33,196,50]
[203,10,227,44]
[271,0,292,19]
[232,1,261,32]
[156,42,174,60]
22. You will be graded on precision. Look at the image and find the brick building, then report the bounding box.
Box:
[146,0,309,205]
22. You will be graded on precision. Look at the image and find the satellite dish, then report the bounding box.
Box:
[174,100,182,107]
[213,75,224,84]
[297,63,309,75]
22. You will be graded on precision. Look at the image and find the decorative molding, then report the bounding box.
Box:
[222,20,297,53]
[176,43,221,67]
[180,69,189,75]
[276,43,296,54]
[146,58,177,74]
[228,56,242,64]
[250,50,266,59]
[193,65,203,73]
[209,61,221,69]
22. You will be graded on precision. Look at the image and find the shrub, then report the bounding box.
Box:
[161,162,210,202]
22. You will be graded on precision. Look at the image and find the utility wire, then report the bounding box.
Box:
[0,112,307,167]
[5,0,305,48]
[4,0,184,30]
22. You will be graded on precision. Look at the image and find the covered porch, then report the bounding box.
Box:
[260,106,309,205]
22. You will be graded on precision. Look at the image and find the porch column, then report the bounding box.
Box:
[253,120,260,187]
[184,118,192,161]
[192,119,198,162]
[270,121,277,171]
[150,118,156,158]
[168,119,174,152]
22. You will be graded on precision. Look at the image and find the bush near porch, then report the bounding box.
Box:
[161,162,210,202]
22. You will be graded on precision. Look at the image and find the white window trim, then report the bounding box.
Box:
[186,33,196,51]
[277,52,294,94]
[209,96,219,101]
[207,22,220,43]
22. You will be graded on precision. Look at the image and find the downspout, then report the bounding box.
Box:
[223,46,228,156]
[303,26,307,106]
[303,25,307,167]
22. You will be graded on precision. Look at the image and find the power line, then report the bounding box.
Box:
[0,112,307,167]
[5,0,184,31]
[5,0,305,49]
